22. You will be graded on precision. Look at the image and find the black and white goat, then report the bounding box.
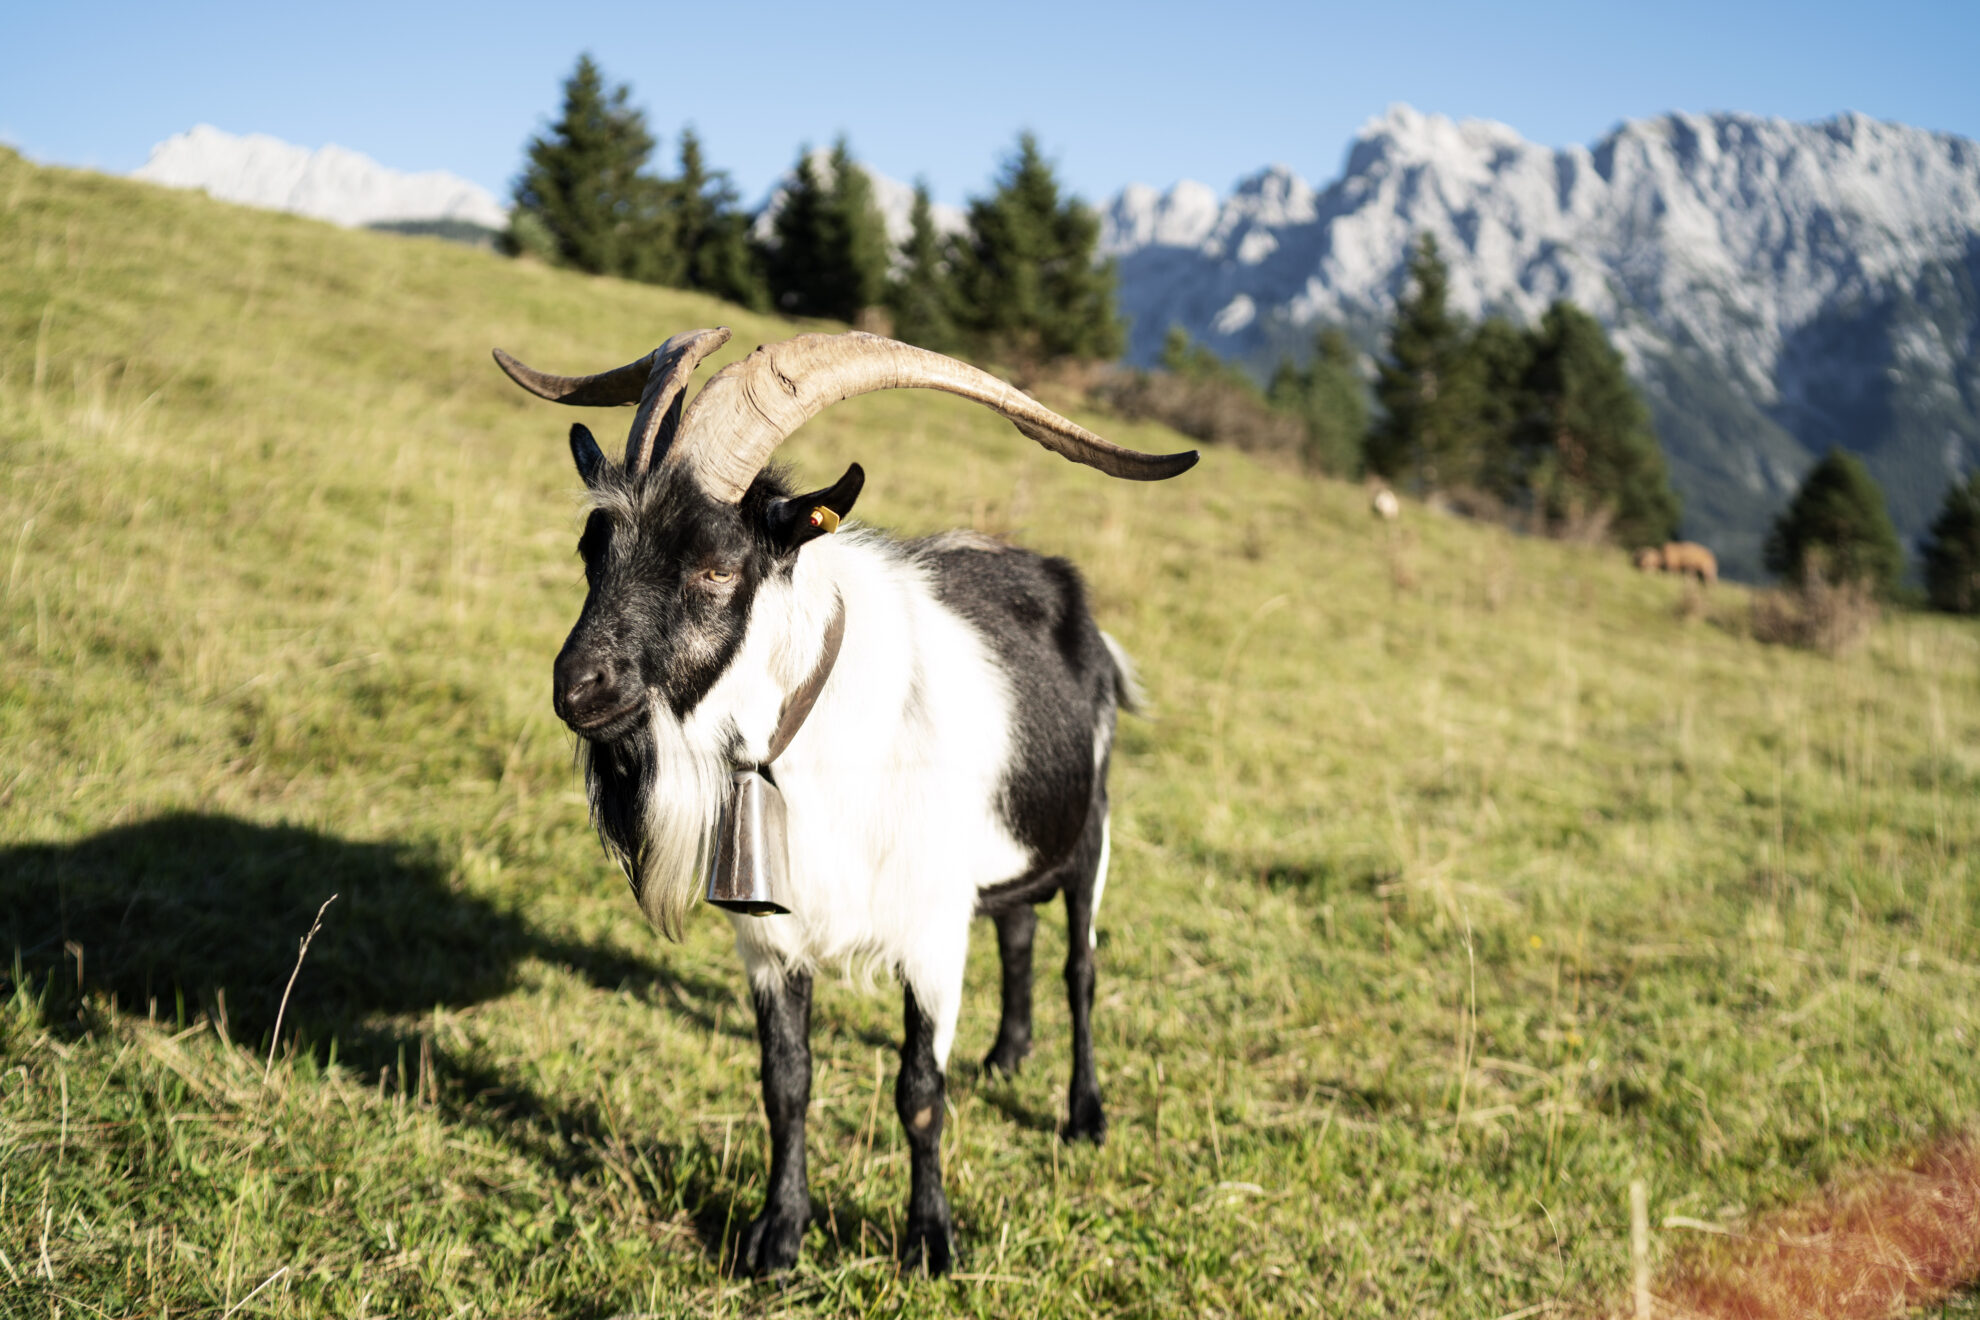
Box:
[492,327,1196,1276]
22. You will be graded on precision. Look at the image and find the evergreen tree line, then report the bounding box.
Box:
[506,56,1118,365]
[1763,448,1980,613]
[1152,234,1677,548]
[1191,234,1980,611]
[1361,235,1680,549]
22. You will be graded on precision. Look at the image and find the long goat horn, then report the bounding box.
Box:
[663,332,1199,503]
[491,327,733,474]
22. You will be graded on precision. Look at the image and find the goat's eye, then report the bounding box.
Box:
[703,568,736,585]
[577,512,610,562]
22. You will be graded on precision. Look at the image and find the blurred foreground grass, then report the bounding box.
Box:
[2,147,1977,1317]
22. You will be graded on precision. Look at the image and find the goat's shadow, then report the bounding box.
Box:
[0,812,1066,1280]
[0,811,743,1045]
[1,813,757,1201]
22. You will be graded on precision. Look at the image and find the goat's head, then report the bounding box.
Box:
[494,328,1198,742]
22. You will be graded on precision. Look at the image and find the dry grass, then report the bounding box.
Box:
[1751,573,1883,654]
[1656,1133,1980,1320]
[1088,365,1308,459]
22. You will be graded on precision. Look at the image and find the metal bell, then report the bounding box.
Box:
[704,768,793,915]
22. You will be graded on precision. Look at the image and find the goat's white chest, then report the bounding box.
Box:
[717,540,1030,983]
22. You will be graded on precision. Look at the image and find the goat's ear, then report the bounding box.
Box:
[570,423,607,487]
[766,462,864,552]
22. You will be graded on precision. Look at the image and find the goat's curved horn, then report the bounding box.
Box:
[663,332,1199,503]
[490,327,734,474]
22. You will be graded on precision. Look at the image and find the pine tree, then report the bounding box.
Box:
[1764,447,1904,592]
[765,139,889,322]
[1366,235,1487,488]
[1516,301,1679,545]
[955,133,1122,364]
[667,128,717,289]
[766,148,828,315]
[1464,317,1533,505]
[823,139,890,319]
[692,211,770,312]
[671,127,766,310]
[887,182,959,352]
[1922,470,1980,613]
[1267,326,1366,476]
[509,55,673,280]
[1161,325,1231,381]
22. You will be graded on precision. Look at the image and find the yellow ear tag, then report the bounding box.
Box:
[808,506,841,534]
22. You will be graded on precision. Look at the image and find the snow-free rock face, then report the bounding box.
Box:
[133,125,508,231]
[1104,106,1980,578]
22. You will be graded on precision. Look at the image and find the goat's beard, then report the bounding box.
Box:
[582,700,729,940]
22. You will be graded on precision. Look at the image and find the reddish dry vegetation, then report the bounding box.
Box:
[1654,1133,1980,1319]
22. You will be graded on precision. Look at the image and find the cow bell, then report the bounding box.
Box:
[704,768,793,916]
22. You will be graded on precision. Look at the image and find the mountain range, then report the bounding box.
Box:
[125,111,1980,579]
[1102,106,1980,578]
[133,125,508,232]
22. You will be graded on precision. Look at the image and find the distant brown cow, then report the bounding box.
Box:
[1633,541,1718,584]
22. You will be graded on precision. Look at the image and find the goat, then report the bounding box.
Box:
[491,327,1197,1277]
[1370,486,1400,521]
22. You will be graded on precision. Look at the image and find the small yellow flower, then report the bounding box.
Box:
[1528,934,1543,949]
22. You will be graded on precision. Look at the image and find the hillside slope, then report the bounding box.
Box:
[1105,106,1980,580]
[2,150,1978,1317]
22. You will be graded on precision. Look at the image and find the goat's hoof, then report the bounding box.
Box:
[900,1211,955,1277]
[982,1039,1030,1076]
[738,1208,806,1277]
[1060,1093,1108,1145]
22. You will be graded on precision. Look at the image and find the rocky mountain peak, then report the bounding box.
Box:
[1104,106,1980,579]
[133,125,507,231]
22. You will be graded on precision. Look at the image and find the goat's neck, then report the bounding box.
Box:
[681,539,853,767]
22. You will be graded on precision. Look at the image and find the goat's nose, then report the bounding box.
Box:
[553,651,620,723]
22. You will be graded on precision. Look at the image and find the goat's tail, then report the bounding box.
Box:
[1100,631,1148,716]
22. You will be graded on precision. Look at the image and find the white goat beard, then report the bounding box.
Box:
[595,702,729,938]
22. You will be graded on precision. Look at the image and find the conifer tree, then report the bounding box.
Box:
[1516,301,1678,545]
[1464,317,1533,504]
[1922,470,1980,613]
[766,148,828,315]
[765,139,889,322]
[955,133,1122,364]
[887,182,959,352]
[1161,325,1231,381]
[1268,326,1366,476]
[823,139,891,318]
[671,127,767,310]
[1366,235,1486,488]
[1764,447,1904,592]
[509,55,672,280]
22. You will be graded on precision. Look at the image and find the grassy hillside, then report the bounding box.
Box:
[2,146,1978,1318]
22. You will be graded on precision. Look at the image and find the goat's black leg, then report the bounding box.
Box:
[1061,811,1108,1144]
[983,903,1038,1075]
[739,967,812,1276]
[897,986,954,1275]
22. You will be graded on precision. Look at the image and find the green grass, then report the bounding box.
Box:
[2,145,1977,1318]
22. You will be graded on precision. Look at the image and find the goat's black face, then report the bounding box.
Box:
[551,424,862,743]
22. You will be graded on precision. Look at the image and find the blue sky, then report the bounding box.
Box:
[4,0,1975,209]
